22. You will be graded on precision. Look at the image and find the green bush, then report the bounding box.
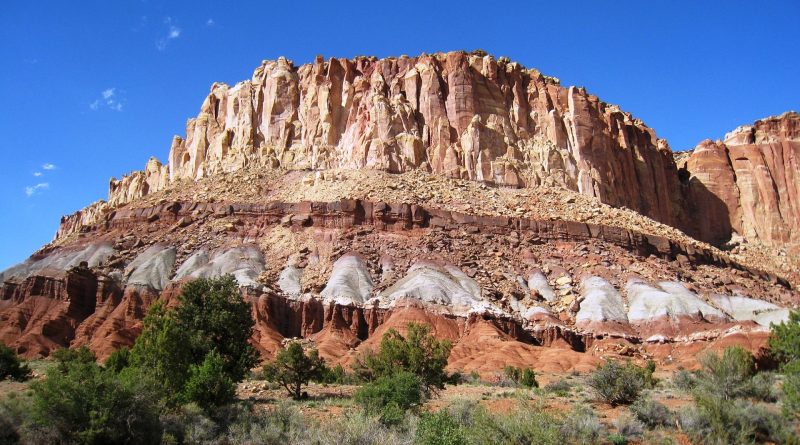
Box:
[263,342,327,400]
[354,323,452,394]
[182,350,236,409]
[614,415,644,441]
[0,392,32,444]
[544,378,572,396]
[416,410,467,445]
[782,360,800,418]
[630,397,673,429]
[28,361,162,444]
[461,401,562,445]
[103,346,130,373]
[769,310,800,419]
[672,368,698,391]
[519,368,538,388]
[130,275,258,407]
[0,343,31,382]
[52,345,96,374]
[694,346,775,402]
[680,394,796,445]
[354,371,423,425]
[769,310,800,365]
[560,405,604,445]
[588,360,648,406]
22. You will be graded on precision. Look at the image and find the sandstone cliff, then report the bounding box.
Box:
[107,51,685,229]
[681,111,800,246]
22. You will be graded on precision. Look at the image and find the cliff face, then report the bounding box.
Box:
[108,51,684,229]
[681,112,800,246]
[3,51,798,372]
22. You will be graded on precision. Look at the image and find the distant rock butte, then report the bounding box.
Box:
[2,51,798,372]
[681,111,800,247]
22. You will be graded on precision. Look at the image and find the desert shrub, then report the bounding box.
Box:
[416,410,467,445]
[614,415,644,440]
[630,398,674,429]
[544,378,573,396]
[103,347,130,373]
[500,366,538,388]
[769,310,800,365]
[28,361,162,444]
[467,402,562,445]
[588,360,648,405]
[520,368,538,388]
[607,433,628,445]
[0,343,31,382]
[446,370,465,386]
[672,368,697,391]
[680,394,796,445]
[354,371,423,425]
[0,392,32,444]
[321,363,358,385]
[354,323,452,394]
[468,370,481,384]
[182,350,236,409]
[695,346,757,400]
[694,346,775,402]
[769,310,800,418]
[560,405,604,445]
[304,411,416,445]
[782,360,800,418]
[52,345,96,374]
[263,342,327,400]
[130,275,258,408]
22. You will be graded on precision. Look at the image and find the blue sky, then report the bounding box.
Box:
[0,0,798,270]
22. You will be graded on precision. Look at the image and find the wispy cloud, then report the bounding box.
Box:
[89,88,124,111]
[25,183,49,197]
[206,18,215,26]
[42,163,57,170]
[156,17,182,51]
[33,171,42,177]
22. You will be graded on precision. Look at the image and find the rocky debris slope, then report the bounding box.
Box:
[2,197,796,369]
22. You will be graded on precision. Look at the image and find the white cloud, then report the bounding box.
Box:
[42,163,56,170]
[89,89,124,112]
[25,183,49,197]
[206,18,215,26]
[33,172,42,177]
[157,17,182,51]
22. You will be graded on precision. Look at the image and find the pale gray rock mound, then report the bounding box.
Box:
[126,245,177,290]
[180,246,265,287]
[320,253,374,305]
[711,294,789,327]
[0,243,114,281]
[527,271,556,302]
[278,265,303,296]
[377,261,497,316]
[575,276,628,325]
[626,280,727,323]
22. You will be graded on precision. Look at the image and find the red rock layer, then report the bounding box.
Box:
[682,112,800,246]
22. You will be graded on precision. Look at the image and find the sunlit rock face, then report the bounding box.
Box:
[106,51,686,230]
[682,111,800,246]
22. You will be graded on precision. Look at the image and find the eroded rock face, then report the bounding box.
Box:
[682,111,800,246]
[106,51,685,229]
